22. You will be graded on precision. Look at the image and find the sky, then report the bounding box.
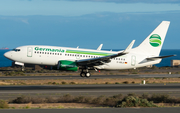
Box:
[0,0,180,49]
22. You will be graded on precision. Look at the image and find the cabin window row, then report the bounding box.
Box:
[34,51,62,55]
[65,53,125,60]
[65,54,99,58]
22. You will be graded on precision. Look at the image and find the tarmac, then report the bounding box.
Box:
[0,84,180,100]
[1,108,180,113]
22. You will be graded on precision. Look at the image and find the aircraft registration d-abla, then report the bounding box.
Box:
[4,21,174,78]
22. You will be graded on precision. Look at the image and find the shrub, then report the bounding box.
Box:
[10,96,45,104]
[141,93,149,99]
[149,94,171,103]
[46,97,58,103]
[0,100,9,109]
[132,81,135,84]
[58,94,74,103]
[74,96,86,103]
[115,82,120,84]
[61,81,67,84]
[92,95,106,105]
[11,96,31,103]
[47,82,52,84]
[127,93,136,97]
[70,82,76,84]
[105,82,110,84]
[116,96,157,107]
[52,82,56,85]
[104,97,118,106]
[112,94,123,100]
[123,81,129,84]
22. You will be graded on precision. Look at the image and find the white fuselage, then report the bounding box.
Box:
[4,45,161,70]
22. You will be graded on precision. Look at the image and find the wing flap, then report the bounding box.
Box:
[146,55,175,60]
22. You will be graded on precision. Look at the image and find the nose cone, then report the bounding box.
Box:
[4,51,12,60]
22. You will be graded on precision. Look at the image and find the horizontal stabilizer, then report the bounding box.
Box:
[146,55,175,60]
[121,40,135,54]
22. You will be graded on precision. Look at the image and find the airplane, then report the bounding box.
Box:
[4,21,174,78]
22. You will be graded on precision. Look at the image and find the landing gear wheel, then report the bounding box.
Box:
[80,72,85,77]
[85,72,91,78]
[22,66,25,71]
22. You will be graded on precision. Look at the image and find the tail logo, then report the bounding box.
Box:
[149,34,161,47]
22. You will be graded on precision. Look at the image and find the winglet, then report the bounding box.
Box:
[121,40,135,53]
[97,44,103,50]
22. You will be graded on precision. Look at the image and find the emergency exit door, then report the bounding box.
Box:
[131,55,136,66]
[27,47,33,57]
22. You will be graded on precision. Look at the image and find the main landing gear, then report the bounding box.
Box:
[80,69,91,78]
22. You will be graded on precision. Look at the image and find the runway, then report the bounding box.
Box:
[0,74,180,80]
[1,108,180,113]
[0,84,180,99]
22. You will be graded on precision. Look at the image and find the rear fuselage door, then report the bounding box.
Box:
[131,55,136,66]
[27,47,33,57]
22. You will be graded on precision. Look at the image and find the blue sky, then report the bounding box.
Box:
[0,0,180,49]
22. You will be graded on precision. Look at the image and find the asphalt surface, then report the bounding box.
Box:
[1,108,180,113]
[0,84,180,99]
[0,74,180,80]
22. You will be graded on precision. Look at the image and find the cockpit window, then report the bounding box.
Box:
[12,49,21,52]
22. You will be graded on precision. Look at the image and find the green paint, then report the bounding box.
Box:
[59,60,78,71]
[149,34,161,47]
[35,47,65,53]
[66,50,112,56]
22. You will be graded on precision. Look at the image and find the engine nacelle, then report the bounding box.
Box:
[57,60,78,71]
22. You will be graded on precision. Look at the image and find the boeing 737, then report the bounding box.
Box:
[4,21,174,78]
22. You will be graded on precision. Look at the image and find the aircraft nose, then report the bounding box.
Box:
[4,51,12,59]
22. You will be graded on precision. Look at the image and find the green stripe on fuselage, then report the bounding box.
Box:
[66,50,112,56]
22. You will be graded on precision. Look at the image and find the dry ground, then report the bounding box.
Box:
[0,77,180,85]
[7,103,180,109]
[8,103,101,109]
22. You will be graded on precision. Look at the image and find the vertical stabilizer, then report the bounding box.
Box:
[134,21,170,56]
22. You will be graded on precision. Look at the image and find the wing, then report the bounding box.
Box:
[77,40,135,67]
